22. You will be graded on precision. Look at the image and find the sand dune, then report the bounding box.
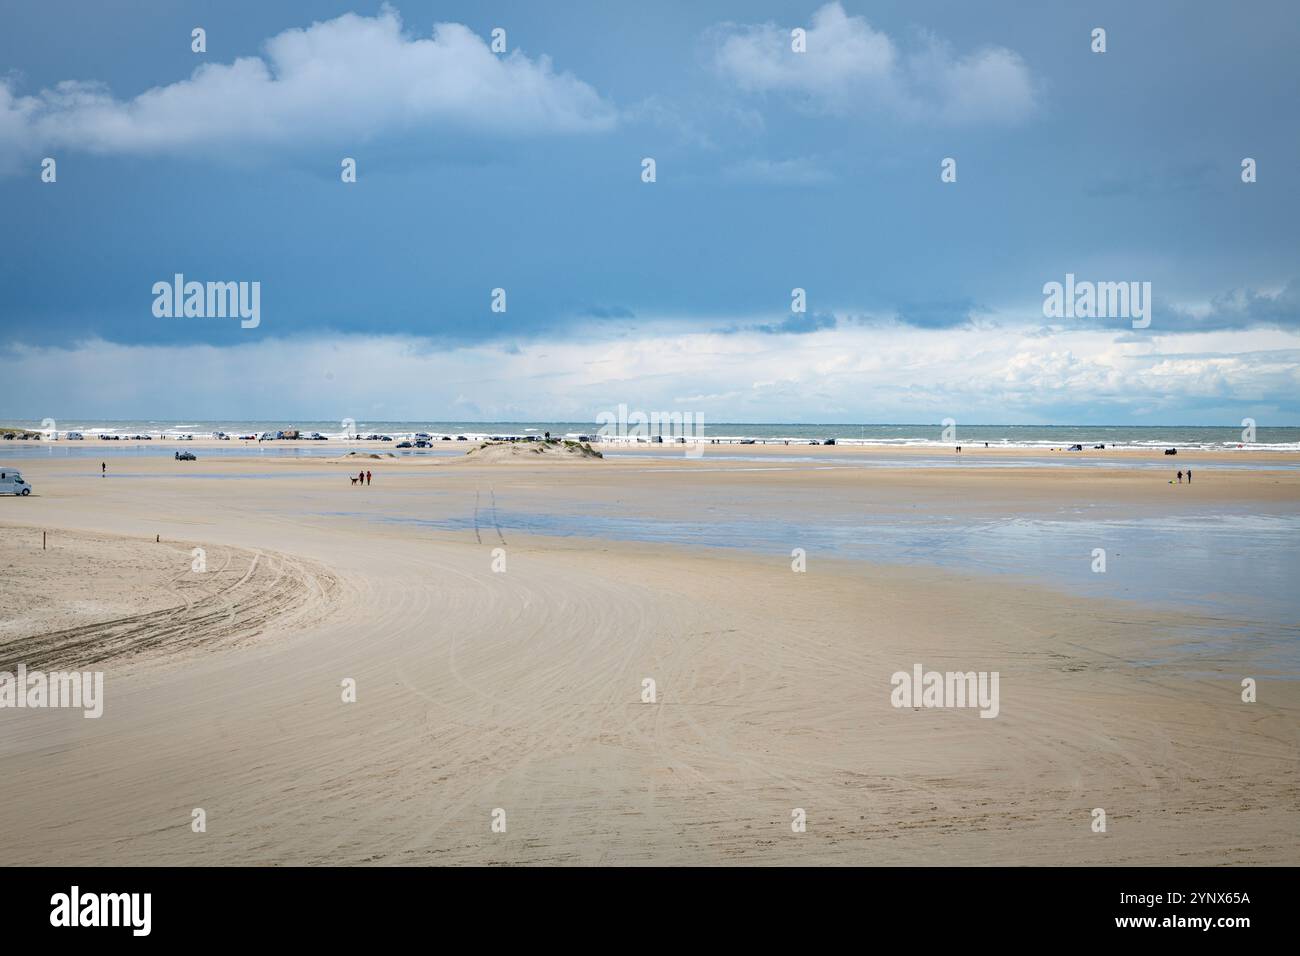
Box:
[459,439,604,462]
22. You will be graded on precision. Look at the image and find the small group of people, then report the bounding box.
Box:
[353,470,372,486]
[1175,469,1192,484]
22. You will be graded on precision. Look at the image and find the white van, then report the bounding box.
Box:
[0,468,32,496]
[65,431,85,440]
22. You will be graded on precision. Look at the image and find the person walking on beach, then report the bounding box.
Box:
[1186,469,1192,484]
[101,461,106,478]
[1177,470,1183,484]
[366,470,372,486]
[358,470,364,486]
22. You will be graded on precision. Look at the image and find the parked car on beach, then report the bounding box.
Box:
[0,468,32,495]
[175,451,196,461]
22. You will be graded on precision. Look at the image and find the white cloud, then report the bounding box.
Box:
[0,6,615,173]
[4,322,1297,424]
[709,2,1036,124]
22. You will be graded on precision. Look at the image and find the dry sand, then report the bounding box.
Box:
[0,450,1296,865]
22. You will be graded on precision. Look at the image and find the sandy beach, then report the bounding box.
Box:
[0,445,1295,865]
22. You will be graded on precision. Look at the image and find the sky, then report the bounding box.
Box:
[1,0,1297,424]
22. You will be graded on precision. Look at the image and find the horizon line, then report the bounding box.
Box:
[4,419,1291,430]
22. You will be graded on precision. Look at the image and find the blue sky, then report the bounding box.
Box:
[1,0,1297,423]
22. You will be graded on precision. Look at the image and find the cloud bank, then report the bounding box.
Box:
[5,322,1297,424]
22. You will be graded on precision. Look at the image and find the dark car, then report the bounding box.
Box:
[175,451,196,461]
[396,441,412,449]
